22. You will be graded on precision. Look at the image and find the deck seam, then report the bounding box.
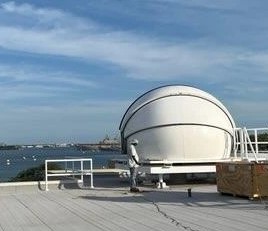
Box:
[13,195,54,231]
[139,195,200,231]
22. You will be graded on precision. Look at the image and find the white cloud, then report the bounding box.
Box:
[0,1,261,81]
[1,1,268,143]
[0,63,97,99]
[0,1,91,29]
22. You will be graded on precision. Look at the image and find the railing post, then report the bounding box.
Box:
[65,161,67,173]
[81,160,84,186]
[233,128,238,158]
[45,160,48,191]
[254,129,259,155]
[240,128,244,157]
[243,127,248,159]
[72,161,74,178]
[90,159,94,188]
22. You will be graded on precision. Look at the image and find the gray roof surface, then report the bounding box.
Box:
[0,176,267,231]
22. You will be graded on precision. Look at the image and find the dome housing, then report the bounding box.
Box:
[119,85,236,163]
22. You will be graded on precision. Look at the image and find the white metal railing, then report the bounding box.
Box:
[233,127,268,162]
[45,158,94,191]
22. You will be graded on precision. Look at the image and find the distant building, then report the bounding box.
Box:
[100,135,120,145]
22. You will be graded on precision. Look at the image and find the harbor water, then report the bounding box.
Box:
[0,147,124,182]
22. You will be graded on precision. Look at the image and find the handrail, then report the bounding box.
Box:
[233,127,268,162]
[45,158,94,191]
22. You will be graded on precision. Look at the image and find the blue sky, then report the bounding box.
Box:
[0,0,268,144]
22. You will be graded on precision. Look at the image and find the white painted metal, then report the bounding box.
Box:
[120,85,236,164]
[234,127,268,162]
[138,127,268,180]
[45,158,94,191]
[139,164,216,174]
[156,174,169,189]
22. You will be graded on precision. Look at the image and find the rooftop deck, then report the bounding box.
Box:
[0,176,267,231]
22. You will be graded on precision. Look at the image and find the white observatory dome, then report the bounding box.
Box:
[119,85,236,163]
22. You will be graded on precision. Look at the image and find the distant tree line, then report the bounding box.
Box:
[249,132,268,150]
[9,163,62,182]
[0,145,20,150]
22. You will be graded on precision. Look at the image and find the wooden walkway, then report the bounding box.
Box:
[0,176,267,231]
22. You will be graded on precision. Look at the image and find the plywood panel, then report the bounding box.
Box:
[216,162,268,198]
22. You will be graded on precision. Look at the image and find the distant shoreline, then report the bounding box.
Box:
[0,143,121,152]
[75,143,121,152]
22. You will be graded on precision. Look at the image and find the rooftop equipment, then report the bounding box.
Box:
[119,85,236,166]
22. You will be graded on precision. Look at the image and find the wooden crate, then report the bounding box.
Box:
[216,161,268,199]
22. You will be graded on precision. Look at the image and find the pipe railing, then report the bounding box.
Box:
[45,158,94,191]
[233,127,268,162]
